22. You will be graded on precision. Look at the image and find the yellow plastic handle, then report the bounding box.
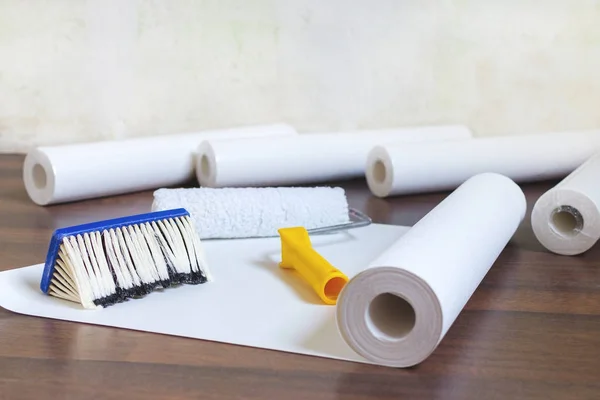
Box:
[277,227,348,305]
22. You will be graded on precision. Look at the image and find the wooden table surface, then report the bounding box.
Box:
[0,153,599,400]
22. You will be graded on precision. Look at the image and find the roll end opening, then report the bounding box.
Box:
[372,159,387,184]
[32,163,47,190]
[550,205,584,237]
[200,154,211,180]
[366,293,416,340]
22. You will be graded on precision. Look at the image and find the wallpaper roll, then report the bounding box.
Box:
[336,173,526,368]
[23,124,297,206]
[366,129,600,198]
[531,152,600,256]
[195,125,472,187]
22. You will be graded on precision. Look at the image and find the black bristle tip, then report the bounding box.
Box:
[90,273,208,308]
[186,270,208,285]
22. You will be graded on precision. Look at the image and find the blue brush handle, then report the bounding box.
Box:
[40,208,190,293]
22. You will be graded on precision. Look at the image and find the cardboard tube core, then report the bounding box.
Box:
[366,293,416,340]
[550,206,583,237]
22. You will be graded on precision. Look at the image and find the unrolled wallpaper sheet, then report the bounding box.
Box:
[0,224,408,365]
[0,173,525,368]
[22,123,297,206]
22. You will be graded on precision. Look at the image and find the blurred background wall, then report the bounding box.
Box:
[1,0,599,152]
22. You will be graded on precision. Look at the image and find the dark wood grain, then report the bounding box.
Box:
[0,153,599,400]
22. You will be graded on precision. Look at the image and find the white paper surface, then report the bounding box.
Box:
[531,152,600,255]
[336,173,526,367]
[0,223,408,365]
[22,124,297,206]
[196,125,472,187]
[366,130,600,197]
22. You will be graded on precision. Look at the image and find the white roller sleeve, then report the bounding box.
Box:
[152,187,351,239]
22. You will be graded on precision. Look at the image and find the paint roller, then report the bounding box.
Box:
[151,186,371,239]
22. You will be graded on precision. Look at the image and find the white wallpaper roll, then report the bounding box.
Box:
[366,130,600,198]
[195,125,472,187]
[336,173,526,368]
[531,152,600,256]
[23,124,297,205]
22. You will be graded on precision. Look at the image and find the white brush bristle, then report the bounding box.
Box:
[47,215,211,309]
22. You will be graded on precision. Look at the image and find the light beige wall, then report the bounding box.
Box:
[1,0,600,153]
